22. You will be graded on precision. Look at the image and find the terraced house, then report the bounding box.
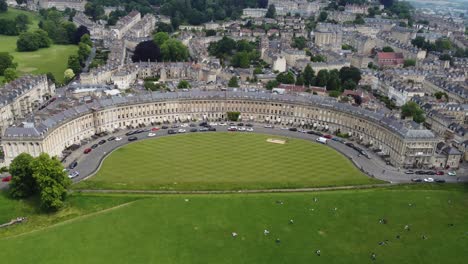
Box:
[2,91,439,169]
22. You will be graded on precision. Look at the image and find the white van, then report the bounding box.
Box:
[316,137,328,144]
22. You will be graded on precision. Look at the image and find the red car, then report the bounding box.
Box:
[151,127,160,131]
[323,134,333,139]
[1,175,12,182]
[84,148,92,154]
[436,171,444,176]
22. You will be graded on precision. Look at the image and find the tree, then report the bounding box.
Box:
[0,0,7,12]
[339,66,361,84]
[382,46,394,52]
[160,38,189,62]
[8,153,35,199]
[0,52,16,76]
[227,111,240,121]
[153,32,170,46]
[67,55,81,74]
[411,36,426,48]
[77,42,91,64]
[303,64,315,86]
[403,59,416,68]
[265,80,278,90]
[228,76,239,87]
[15,14,30,32]
[379,0,394,8]
[156,22,173,33]
[4,68,18,82]
[354,14,365,24]
[132,40,162,62]
[434,91,448,101]
[16,30,51,51]
[46,72,56,83]
[231,51,250,68]
[318,11,328,22]
[292,36,307,50]
[73,25,90,44]
[31,153,71,211]
[326,76,340,91]
[342,79,357,90]
[329,90,341,98]
[177,80,190,89]
[276,72,295,84]
[258,0,268,8]
[64,68,75,82]
[401,101,425,123]
[435,38,451,51]
[84,2,104,21]
[295,75,304,85]
[316,70,329,87]
[266,4,276,18]
[80,34,92,47]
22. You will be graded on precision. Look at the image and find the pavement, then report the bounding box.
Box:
[1,123,466,191]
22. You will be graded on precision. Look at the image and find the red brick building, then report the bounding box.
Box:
[377,52,405,68]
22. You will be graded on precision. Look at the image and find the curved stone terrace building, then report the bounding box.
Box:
[2,91,438,168]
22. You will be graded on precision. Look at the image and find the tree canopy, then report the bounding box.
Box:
[9,153,71,211]
[132,40,162,62]
[16,29,52,52]
[0,52,17,76]
[401,101,425,123]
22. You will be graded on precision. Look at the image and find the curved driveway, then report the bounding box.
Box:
[64,124,466,186]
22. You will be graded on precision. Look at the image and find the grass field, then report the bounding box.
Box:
[0,8,77,83]
[76,133,381,190]
[0,185,467,263]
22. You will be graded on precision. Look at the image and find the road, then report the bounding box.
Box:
[64,123,466,185]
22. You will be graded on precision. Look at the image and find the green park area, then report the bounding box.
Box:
[0,8,77,83]
[0,185,467,263]
[75,133,381,190]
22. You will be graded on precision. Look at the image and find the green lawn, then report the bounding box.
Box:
[76,133,381,190]
[0,8,77,83]
[0,185,467,263]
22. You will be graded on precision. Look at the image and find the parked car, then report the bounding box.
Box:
[280,127,289,130]
[161,125,169,129]
[98,139,106,145]
[228,126,238,131]
[411,178,422,182]
[423,178,434,183]
[435,171,444,175]
[405,170,415,174]
[415,170,425,175]
[115,137,122,141]
[190,128,198,132]
[246,127,254,132]
[208,127,216,131]
[219,122,227,126]
[426,171,436,175]
[125,131,135,136]
[264,125,274,128]
[91,144,99,149]
[323,134,333,139]
[1,175,12,182]
[69,161,78,169]
[171,125,179,128]
[447,171,457,176]
[189,123,197,127]
[434,179,446,183]
[199,122,208,127]
[237,123,244,126]
[68,171,80,179]
[345,142,354,148]
[128,136,138,141]
[107,136,116,141]
[199,127,209,132]
[245,123,253,127]
[151,127,160,131]
[147,133,156,137]
[178,129,186,133]
[289,127,298,132]
[168,129,176,134]
[84,148,92,154]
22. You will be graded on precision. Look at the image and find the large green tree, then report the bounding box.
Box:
[0,0,7,12]
[160,38,189,62]
[8,153,35,198]
[401,101,425,123]
[303,64,315,86]
[228,76,239,87]
[67,55,82,74]
[0,52,16,76]
[4,68,18,82]
[316,70,329,87]
[32,153,71,211]
[266,4,276,18]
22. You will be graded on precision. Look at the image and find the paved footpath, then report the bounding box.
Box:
[66,124,466,185]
